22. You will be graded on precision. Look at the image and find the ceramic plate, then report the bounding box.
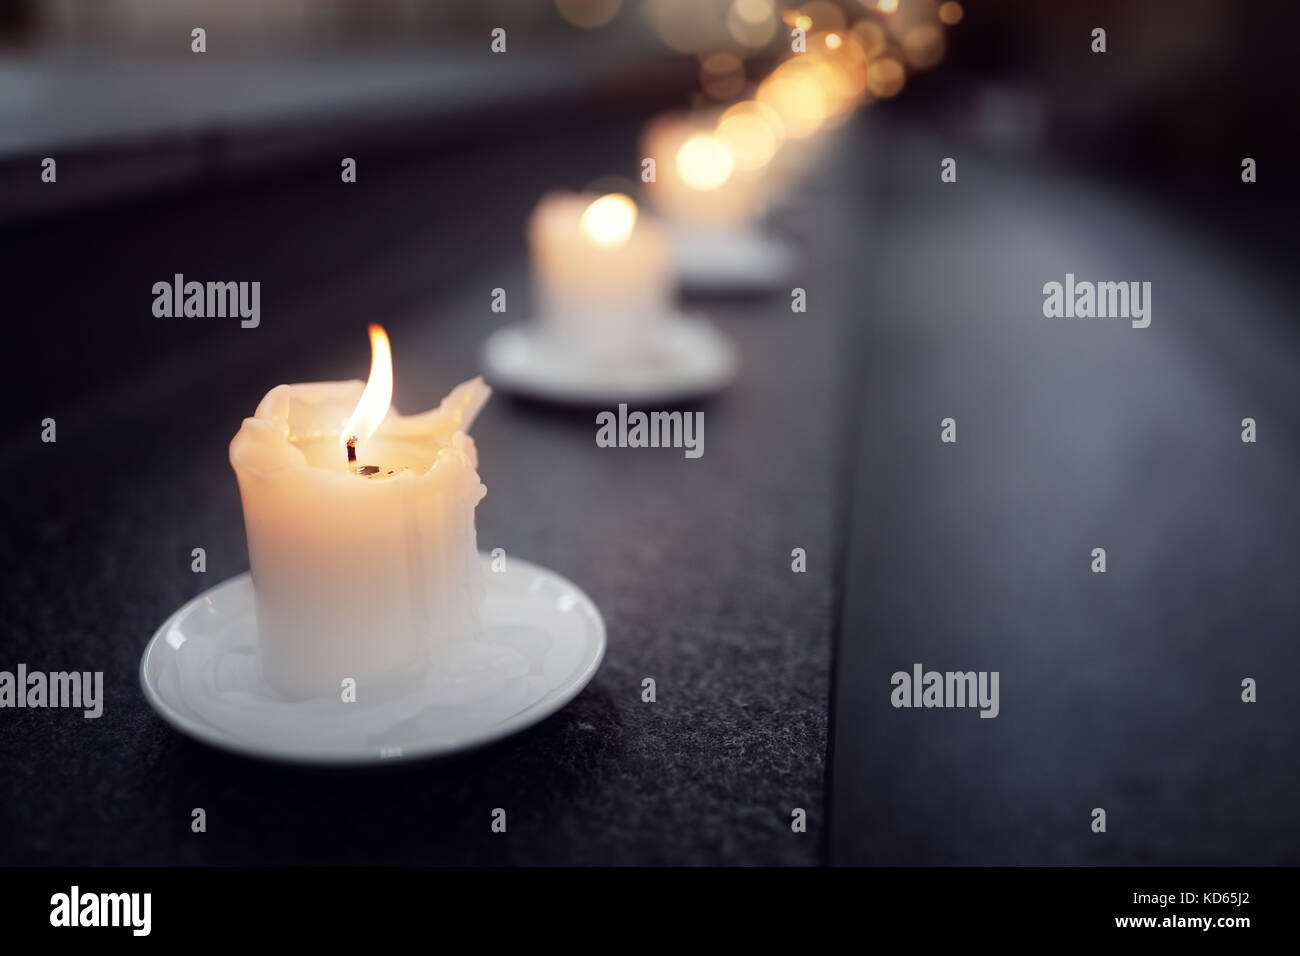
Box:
[480,313,738,405]
[140,554,605,766]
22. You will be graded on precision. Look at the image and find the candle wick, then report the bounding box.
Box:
[346,436,357,464]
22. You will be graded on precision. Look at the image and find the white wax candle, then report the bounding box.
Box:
[228,328,490,700]
[528,191,671,350]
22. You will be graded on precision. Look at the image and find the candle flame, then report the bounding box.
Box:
[340,324,393,459]
[676,134,735,191]
[579,193,639,248]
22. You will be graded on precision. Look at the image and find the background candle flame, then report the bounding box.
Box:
[578,193,638,248]
[340,323,393,457]
[675,133,735,190]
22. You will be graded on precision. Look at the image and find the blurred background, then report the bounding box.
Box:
[3,0,1296,425]
[1,1,1297,865]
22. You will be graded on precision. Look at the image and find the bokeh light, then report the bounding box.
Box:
[756,60,833,138]
[578,193,639,248]
[676,134,736,190]
[554,0,622,30]
[865,57,905,97]
[902,24,946,70]
[648,0,962,201]
[727,0,778,47]
[646,0,731,54]
[700,51,747,100]
[717,100,784,170]
[801,1,846,32]
[849,19,887,57]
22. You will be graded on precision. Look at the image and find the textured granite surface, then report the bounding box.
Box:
[1,113,840,865]
[9,101,1292,869]
[830,126,1300,865]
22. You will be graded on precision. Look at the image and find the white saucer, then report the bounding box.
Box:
[140,554,605,766]
[481,313,738,405]
[670,225,799,294]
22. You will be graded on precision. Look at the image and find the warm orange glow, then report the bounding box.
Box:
[866,57,905,97]
[717,101,784,171]
[733,0,774,24]
[850,19,886,57]
[809,47,866,107]
[756,63,831,138]
[794,14,812,30]
[646,0,723,54]
[676,134,735,190]
[728,0,778,47]
[554,0,622,29]
[341,324,393,458]
[700,51,747,100]
[800,0,845,30]
[825,31,842,49]
[938,1,963,25]
[579,193,639,247]
[878,0,899,12]
[902,24,946,69]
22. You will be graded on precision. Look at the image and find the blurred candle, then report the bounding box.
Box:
[642,112,767,229]
[228,325,491,699]
[528,191,671,350]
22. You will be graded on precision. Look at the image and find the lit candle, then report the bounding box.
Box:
[527,191,672,353]
[641,110,800,292]
[642,111,768,230]
[228,325,491,700]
